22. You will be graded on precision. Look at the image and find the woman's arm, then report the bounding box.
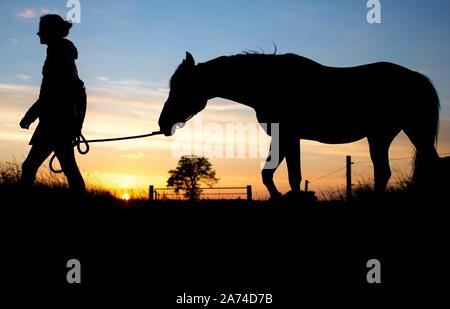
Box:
[19,66,51,129]
[20,98,41,129]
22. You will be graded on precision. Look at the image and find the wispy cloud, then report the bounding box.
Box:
[15,74,31,81]
[96,76,110,81]
[89,77,169,103]
[0,83,37,94]
[16,8,59,19]
[17,9,36,19]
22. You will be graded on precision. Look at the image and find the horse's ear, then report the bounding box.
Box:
[185,52,195,66]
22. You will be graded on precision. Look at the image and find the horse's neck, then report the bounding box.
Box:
[198,58,257,109]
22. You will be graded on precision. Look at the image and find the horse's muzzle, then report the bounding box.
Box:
[160,125,174,136]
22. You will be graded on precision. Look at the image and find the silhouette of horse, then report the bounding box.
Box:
[159,52,440,199]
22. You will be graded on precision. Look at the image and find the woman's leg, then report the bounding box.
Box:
[54,144,86,194]
[21,144,53,188]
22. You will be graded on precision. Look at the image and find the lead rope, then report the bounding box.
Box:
[49,131,163,173]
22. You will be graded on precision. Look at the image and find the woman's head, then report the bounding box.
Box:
[37,14,72,44]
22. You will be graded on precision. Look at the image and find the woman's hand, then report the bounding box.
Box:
[19,117,31,129]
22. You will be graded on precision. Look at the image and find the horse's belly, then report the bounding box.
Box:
[297,126,367,144]
[303,135,366,144]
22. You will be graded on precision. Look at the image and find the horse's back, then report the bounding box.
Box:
[250,55,431,142]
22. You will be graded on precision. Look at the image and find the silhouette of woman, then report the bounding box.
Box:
[20,14,86,194]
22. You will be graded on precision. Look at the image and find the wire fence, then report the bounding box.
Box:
[307,152,450,189]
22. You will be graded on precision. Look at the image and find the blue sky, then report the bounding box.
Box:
[1,0,450,196]
[2,0,450,100]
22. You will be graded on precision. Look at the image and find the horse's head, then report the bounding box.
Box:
[159,52,207,136]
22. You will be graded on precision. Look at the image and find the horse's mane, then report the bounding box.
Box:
[240,44,277,55]
[214,45,320,67]
[214,52,321,69]
[170,50,321,87]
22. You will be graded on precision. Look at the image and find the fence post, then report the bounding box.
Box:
[149,185,154,201]
[246,185,252,201]
[346,155,352,201]
[304,180,309,192]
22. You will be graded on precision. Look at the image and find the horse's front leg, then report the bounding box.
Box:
[262,137,286,199]
[285,138,301,192]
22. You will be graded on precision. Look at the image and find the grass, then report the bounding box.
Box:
[2,159,448,292]
[0,159,437,206]
[0,160,125,220]
[320,177,412,202]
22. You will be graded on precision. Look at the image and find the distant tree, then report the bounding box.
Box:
[167,156,219,200]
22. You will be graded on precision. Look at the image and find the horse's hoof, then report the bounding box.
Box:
[268,192,283,201]
[283,190,317,203]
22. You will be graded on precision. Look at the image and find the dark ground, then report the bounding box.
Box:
[2,183,449,304]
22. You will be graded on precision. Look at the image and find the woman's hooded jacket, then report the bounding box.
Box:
[24,38,86,145]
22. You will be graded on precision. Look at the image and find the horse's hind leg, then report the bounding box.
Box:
[368,131,399,193]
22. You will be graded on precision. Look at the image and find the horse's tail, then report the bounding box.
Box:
[410,73,440,182]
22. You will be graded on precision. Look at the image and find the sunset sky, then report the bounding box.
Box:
[1,0,450,198]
